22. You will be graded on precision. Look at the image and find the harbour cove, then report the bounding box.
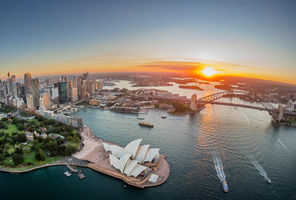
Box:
[0,104,295,199]
[0,80,295,199]
[1,1,296,199]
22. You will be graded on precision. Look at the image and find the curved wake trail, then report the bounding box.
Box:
[212,151,226,182]
[250,158,271,183]
[278,139,289,152]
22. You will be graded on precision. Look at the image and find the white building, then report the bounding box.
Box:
[40,93,51,110]
[26,94,34,109]
[71,87,78,102]
[287,100,296,112]
[51,87,59,100]
[103,139,160,178]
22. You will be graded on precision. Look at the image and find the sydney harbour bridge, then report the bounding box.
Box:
[189,90,277,115]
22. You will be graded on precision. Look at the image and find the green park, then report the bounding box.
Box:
[0,104,81,171]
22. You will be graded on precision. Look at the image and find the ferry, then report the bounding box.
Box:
[222,180,229,193]
[266,177,271,184]
[161,115,167,119]
[138,122,154,128]
[64,171,72,177]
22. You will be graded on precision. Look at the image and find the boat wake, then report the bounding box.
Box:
[250,158,271,183]
[212,151,228,192]
[278,139,289,152]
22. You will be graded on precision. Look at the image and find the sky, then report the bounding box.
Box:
[0,0,295,83]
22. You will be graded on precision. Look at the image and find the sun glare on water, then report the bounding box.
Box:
[201,67,218,77]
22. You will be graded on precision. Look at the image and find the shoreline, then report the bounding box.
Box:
[0,126,170,188]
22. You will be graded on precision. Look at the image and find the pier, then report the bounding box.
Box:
[66,164,78,173]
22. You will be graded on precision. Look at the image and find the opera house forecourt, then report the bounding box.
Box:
[74,126,170,188]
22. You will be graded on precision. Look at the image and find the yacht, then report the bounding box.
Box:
[64,171,72,177]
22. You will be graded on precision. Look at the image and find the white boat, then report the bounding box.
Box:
[223,180,229,193]
[161,115,167,119]
[137,117,145,120]
[266,177,271,184]
[64,171,72,177]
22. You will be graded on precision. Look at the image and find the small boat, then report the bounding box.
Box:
[222,180,229,193]
[138,122,154,128]
[137,117,145,120]
[161,115,167,119]
[64,171,72,177]
[77,170,85,179]
[266,177,271,184]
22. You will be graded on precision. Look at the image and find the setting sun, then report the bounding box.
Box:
[201,67,218,77]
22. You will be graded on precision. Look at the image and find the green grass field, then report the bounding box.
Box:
[0,124,24,136]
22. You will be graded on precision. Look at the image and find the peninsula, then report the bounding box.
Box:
[0,104,170,188]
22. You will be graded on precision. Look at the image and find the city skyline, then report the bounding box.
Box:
[1,0,296,84]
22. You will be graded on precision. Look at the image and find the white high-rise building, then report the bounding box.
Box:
[26,94,34,109]
[71,87,78,102]
[40,93,51,110]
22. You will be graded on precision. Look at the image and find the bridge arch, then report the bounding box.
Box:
[193,90,276,115]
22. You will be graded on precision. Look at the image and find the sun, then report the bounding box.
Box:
[201,67,218,77]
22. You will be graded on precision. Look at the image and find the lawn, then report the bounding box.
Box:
[7,146,15,155]
[23,152,35,164]
[1,154,61,171]
[0,124,24,136]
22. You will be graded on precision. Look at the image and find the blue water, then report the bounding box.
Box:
[0,105,295,199]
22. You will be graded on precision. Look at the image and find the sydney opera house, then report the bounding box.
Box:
[103,138,160,179]
[75,127,170,188]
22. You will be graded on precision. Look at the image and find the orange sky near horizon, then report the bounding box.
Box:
[1,59,295,85]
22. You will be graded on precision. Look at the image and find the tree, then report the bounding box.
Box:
[0,154,5,162]
[56,137,65,145]
[16,123,25,130]
[0,131,4,137]
[15,146,23,155]
[35,149,45,161]
[16,133,27,143]
[12,153,24,165]
[45,139,59,153]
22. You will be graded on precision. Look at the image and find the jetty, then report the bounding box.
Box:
[66,164,78,173]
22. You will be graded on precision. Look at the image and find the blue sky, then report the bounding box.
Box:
[0,0,295,83]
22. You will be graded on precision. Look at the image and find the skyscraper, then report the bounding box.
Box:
[58,82,70,103]
[9,75,17,98]
[71,87,78,102]
[24,73,32,95]
[26,94,34,109]
[72,76,78,88]
[40,93,51,110]
[31,78,40,108]
[83,72,90,93]
[61,75,67,82]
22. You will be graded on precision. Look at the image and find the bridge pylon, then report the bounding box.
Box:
[190,94,205,112]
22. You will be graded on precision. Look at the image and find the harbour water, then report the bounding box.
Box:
[0,82,295,200]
